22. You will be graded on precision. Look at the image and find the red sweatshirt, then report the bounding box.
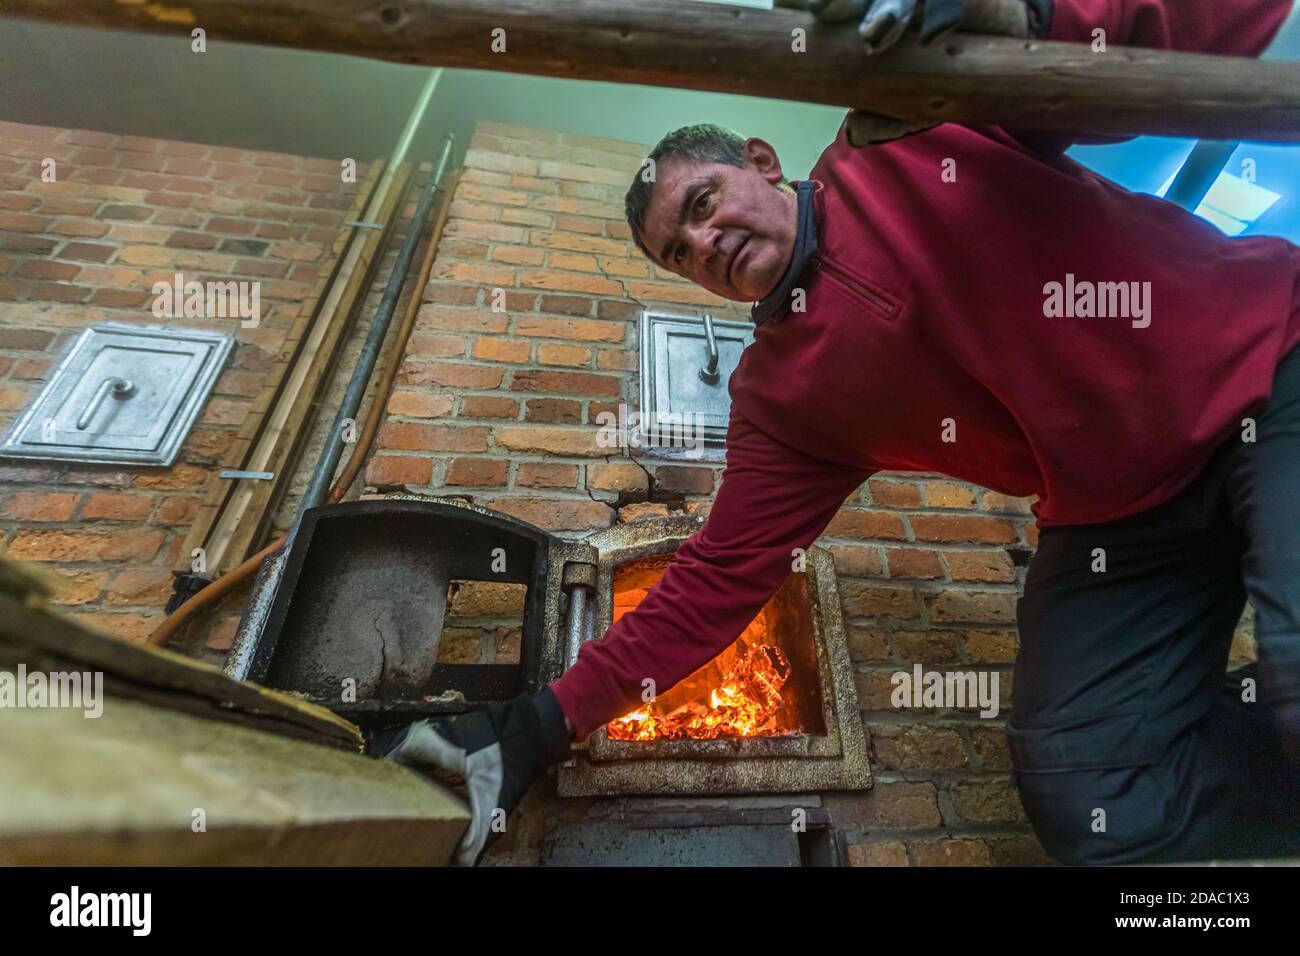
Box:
[552,0,1300,739]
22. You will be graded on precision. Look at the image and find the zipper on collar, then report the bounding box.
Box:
[816,255,897,316]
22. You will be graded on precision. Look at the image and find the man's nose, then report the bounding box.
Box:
[686,226,719,270]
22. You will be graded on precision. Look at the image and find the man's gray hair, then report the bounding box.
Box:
[624,123,785,262]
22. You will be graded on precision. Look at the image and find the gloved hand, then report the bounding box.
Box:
[808,0,966,55]
[796,0,1047,145]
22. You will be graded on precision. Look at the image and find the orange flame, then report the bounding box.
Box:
[608,642,792,741]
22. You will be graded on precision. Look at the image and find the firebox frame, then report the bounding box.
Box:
[552,515,872,797]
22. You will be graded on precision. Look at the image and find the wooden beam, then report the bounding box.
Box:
[204,161,415,575]
[176,159,385,579]
[0,591,361,750]
[5,0,1300,139]
[0,695,468,865]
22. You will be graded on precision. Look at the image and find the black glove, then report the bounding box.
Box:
[808,0,1052,55]
[809,0,964,53]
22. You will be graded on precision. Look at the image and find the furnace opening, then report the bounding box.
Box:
[607,553,827,741]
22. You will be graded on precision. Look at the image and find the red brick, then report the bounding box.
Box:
[406,333,467,358]
[106,568,173,606]
[537,343,590,366]
[514,316,624,343]
[0,211,54,232]
[386,391,454,418]
[0,328,55,350]
[472,338,532,363]
[365,455,432,487]
[587,462,649,495]
[847,842,911,867]
[869,478,923,508]
[944,550,1016,583]
[445,457,509,487]
[597,300,641,322]
[487,496,613,531]
[165,230,219,250]
[396,362,504,389]
[885,548,944,579]
[516,462,578,489]
[913,840,992,867]
[155,497,199,525]
[510,369,620,396]
[924,589,1018,625]
[523,398,581,424]
[653,465,715,495]
[460,395,519,419]
[377,422,489,453]
[16,260,79,281]
[824,510,907,541]
[494,426,602,457]
[7,528,164,562]
[537,294,592,316]
[2,491,79,521]
[31,282,92,303]
[58,241,114,262]
[839,582,920,619]
[82,492,154,521]
[132,463,210,491]
[88,289,150,308]
[827,544,885,577]
[911,514,1017,544]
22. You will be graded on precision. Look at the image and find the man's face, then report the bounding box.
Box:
[638,139,798,302]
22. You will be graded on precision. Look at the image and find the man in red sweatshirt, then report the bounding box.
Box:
[372,0,1300,866]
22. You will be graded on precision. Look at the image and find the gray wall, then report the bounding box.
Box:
[0,20,844,179]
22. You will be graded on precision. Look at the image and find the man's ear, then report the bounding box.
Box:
[742,137,786,186]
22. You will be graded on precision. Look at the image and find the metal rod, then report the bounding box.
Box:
[297,132,455,516]
[1164,140,1239,212]
[565,586,589,670]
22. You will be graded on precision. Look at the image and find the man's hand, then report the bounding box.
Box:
[795,0,1041,146]
[805,0,1033,55]
[809,0,966,55]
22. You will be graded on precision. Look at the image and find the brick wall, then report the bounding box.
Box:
[0,121,364,643]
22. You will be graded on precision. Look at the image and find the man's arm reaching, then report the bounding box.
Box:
[549,414,872,741]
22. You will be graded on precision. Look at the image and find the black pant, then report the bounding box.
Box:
[1009,345,1300,865]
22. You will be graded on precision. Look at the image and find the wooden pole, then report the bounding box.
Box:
[5,0,1300,140]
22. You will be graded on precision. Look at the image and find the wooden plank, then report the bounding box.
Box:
[175,158,386,575]
[197,161,415,576]
[4,0,1300,139]
[213,161,417,570]
[0,696,468,865]
[0,592,360,750]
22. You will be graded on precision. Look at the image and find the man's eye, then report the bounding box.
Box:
[694,191,709,213]
[673,244,685,263]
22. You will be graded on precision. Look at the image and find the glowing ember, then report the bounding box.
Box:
[608,643,792,741]
[601,551,823,741]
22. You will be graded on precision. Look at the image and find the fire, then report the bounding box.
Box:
[608,642,792,741]
[595,546,827,742]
